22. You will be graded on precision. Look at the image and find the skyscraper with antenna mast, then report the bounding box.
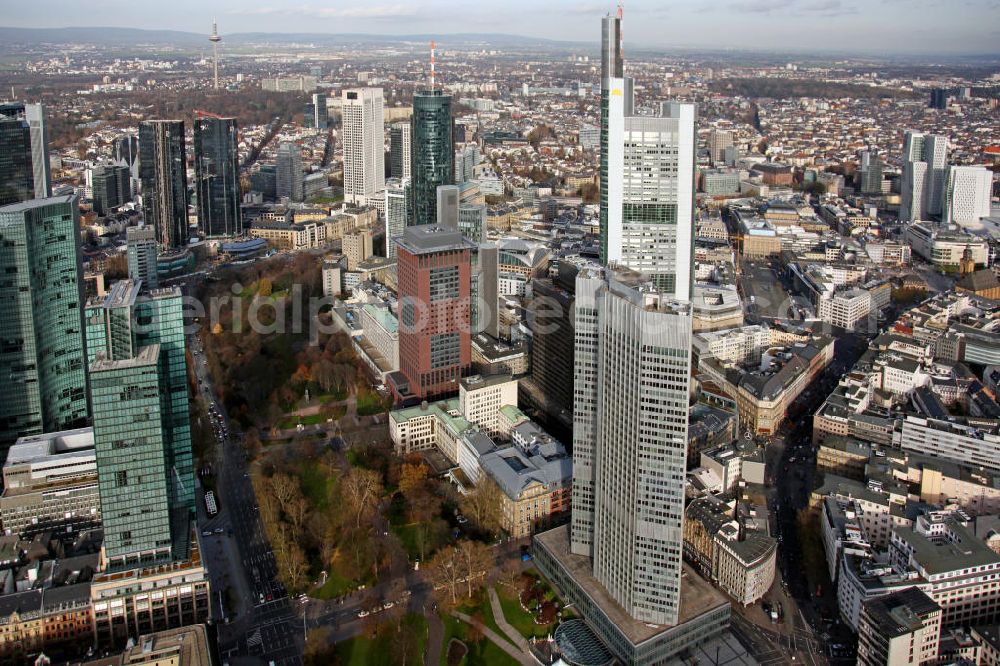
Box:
[209,19,221,90]
[409,41,453,226]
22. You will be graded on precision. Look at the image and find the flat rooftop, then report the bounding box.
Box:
[535,524,728,646]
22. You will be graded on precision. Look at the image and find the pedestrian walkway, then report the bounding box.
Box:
[425,609,444,665]
[488,587,531,653]
[452,611,535,666]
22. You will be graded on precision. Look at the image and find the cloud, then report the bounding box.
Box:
[728,0,796,13]
[240,4,418,20]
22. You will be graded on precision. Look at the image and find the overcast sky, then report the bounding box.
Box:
[7,0,1000,55]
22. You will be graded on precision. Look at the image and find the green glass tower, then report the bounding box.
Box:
[139,120,189,249]
[90,344,174,567]
[86,279,195,566]
[193,116,242,238]
[0,195,89,455]
[410,90,453,226]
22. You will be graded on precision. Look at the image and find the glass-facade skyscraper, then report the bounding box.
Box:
[410,90,453,226]
[139,120,189,248]
[389,122,411,181]
[193,116,243,237]
[86,279,195,567]
[0,102,51,206]
[0,195,89,454]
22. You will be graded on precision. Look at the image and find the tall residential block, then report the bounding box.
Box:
[139,120,189,248]
[342,88,385,205]
[0,196,89,453]
[276,142,304,203]
[0,102,51,205]
[389,225,473,403]
[389,122,411,180]
[410,90,454,226]
[126,226,159,290]
[943,165,993,226]
[900,131,948,222]
[194,115,242,237]
[570,267,694,625]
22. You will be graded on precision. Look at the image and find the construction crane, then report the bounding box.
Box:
[194,109,225,120]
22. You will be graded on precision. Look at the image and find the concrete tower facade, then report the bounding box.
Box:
[342,88,385,205]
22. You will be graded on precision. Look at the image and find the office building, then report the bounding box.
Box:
[276,142,304,203]
[600,52,695,298]
[858,149,883,196]
[527,272,576,419]
[385,178,409,261]
[0,426,99,537]
[436,184,459,229]
[929,88,949,110]
[139,120,188,248]
[569,266,694,625]
[458,374,518,440]
[343,229,373,270]
[389,225,473,403]
[708,129,733,166]
[91,164,131,216]
[0,196,89,453]
[90,345,174,566]
[126,226,159,290]
[943,165,993,226]
[193,115,242,237]
[85,280,193,524]
[342,88,385,205]
[0,102,51,205]
[312,92,328,129]
[900,131,948,222]
[250,164,277,201]
[455,144,480,184]
[113,133,140,182]
[410,90,454,226]
[458,202,486,243]
[389,122,411,180]
[857,587,942,666]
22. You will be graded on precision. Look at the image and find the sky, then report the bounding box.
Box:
[5,0,1000,55]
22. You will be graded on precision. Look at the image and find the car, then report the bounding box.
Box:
[382,601,394,610]
[202,530,212,537]
[214,527,224,534]
[456,515,468,524]
[357,610,369,618]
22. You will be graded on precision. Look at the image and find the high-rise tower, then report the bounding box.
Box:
[0,102,51,205]
[276,142,304,203]
[0,196,89,454]
[209,20,221,90]
[342,88,385,206]
[900,131,948,223]
[410,50,454,227]
[390,122,412,180]
[139,120,189,248]
[194,114,242,237]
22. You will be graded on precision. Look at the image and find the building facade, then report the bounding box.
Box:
[410,90,454,226]
[193,115,242,237]
[0,102,50,206]
[139,120,188,249]
[342,88,385,205]
[389,122,411,181]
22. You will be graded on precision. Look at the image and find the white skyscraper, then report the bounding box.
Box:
[901,131,948,222]
[599,20,695,300]
[570,9,696,628]
[571,267,694,626]
[944,165,993,227]
[389,122,411,181]
[342,88,385,205]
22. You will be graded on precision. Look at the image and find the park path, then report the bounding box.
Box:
[488,587,531,653]
[451,611,535,666]
[425,611,444,665]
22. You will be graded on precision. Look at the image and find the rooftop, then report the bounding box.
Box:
[534,525,728,646]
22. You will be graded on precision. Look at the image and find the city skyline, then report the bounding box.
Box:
[1,0,999,56]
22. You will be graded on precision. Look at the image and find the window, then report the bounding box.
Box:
[115,470,128,487]
[429,266,459,302]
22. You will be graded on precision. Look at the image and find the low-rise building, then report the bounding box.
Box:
[249,219,327,251]
[857,587,942,666]
[1,428,100,537]
[458,375,518,440]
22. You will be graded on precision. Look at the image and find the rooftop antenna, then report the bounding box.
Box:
[430,40,436,91]
[209,19,221,90]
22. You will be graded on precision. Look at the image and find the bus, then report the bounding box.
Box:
[204,491,218,516]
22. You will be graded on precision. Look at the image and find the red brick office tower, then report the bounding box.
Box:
[390,225,473,404]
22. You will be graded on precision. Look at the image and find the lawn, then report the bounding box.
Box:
[311,568,354,600]
[496,583,556,640]
[336,613,427,666]
[458,590,503,639]
[439,614,519,666]
[299,463,336,511]
[389,520,452,562]
[356,385,391,416]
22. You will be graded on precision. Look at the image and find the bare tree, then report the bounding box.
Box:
[456,540,492,600]
[425,545,463,608]
[342,467,384,528]
[460,477,505,537]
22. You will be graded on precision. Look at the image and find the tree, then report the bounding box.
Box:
[311,358,338,393]
[269,473,299,515]
[258,277,273,297]
[342,467,384,528]
[460,477,505,537]
[244,428,262,459]
[499,557,522,588]
[455,540,492,600]
[425,545,463,608]
[398,462,429,497]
